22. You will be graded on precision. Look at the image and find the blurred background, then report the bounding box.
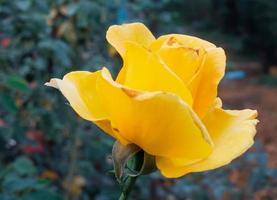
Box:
[0,0,277,199]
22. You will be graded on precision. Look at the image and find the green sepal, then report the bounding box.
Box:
[112,141,140,181]
[112,141,157,182]
[127,151,157,177]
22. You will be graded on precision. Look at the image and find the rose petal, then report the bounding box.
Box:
[188,47,226,118]
[156,107,258,178]
[106,22,155,57]
[97,68,213,160]
[118,42,193,106]
[45,71,129,145]
[150,34,215,52]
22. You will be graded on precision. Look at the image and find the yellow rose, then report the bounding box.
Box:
[46,23,258,178]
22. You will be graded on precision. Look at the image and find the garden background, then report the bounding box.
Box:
[0,0,277,199]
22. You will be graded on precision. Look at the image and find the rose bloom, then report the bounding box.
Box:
[46,23,258,178]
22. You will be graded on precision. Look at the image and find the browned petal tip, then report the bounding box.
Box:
[121,87,141,98]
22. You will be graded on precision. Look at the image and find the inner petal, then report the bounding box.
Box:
[156,38,205,85]
[118,41,193,106]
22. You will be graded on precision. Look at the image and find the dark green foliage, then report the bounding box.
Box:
[0,0,276,199]
[0,0,120,199]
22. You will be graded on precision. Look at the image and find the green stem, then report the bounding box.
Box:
[64,130,80,200]
[118,175,138,200]
[118,151,143,200]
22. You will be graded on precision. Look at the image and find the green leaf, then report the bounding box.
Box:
[5,76,31,94]
[13,156,37,175]
[0,193,15,200]
[15,0,31,11]
[65,3,79,16]
[33,179,51,190]
[38,39,72,67]
[3,174,36,192]
[0,94,18,114]
[20,190,63,200]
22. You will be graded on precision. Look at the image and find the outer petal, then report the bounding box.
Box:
[106,22,155,57]
[118,42,193,106]
[45,71,129,144]
[98,67,213,160]
[45,71,105,120]
[156,107,258,178]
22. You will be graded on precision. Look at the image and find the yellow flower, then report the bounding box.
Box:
[46,23,258,178]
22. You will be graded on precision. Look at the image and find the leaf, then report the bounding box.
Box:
[2,174,36,192]
[38,39,72,67]
[15,0,31,11]
[19,190,63,200]
[64,3,79,16]
[5,76,31,94]
[0,94,18,114]
[13,156,37,175]
[112,141,140,181]
[0,193,15,200]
